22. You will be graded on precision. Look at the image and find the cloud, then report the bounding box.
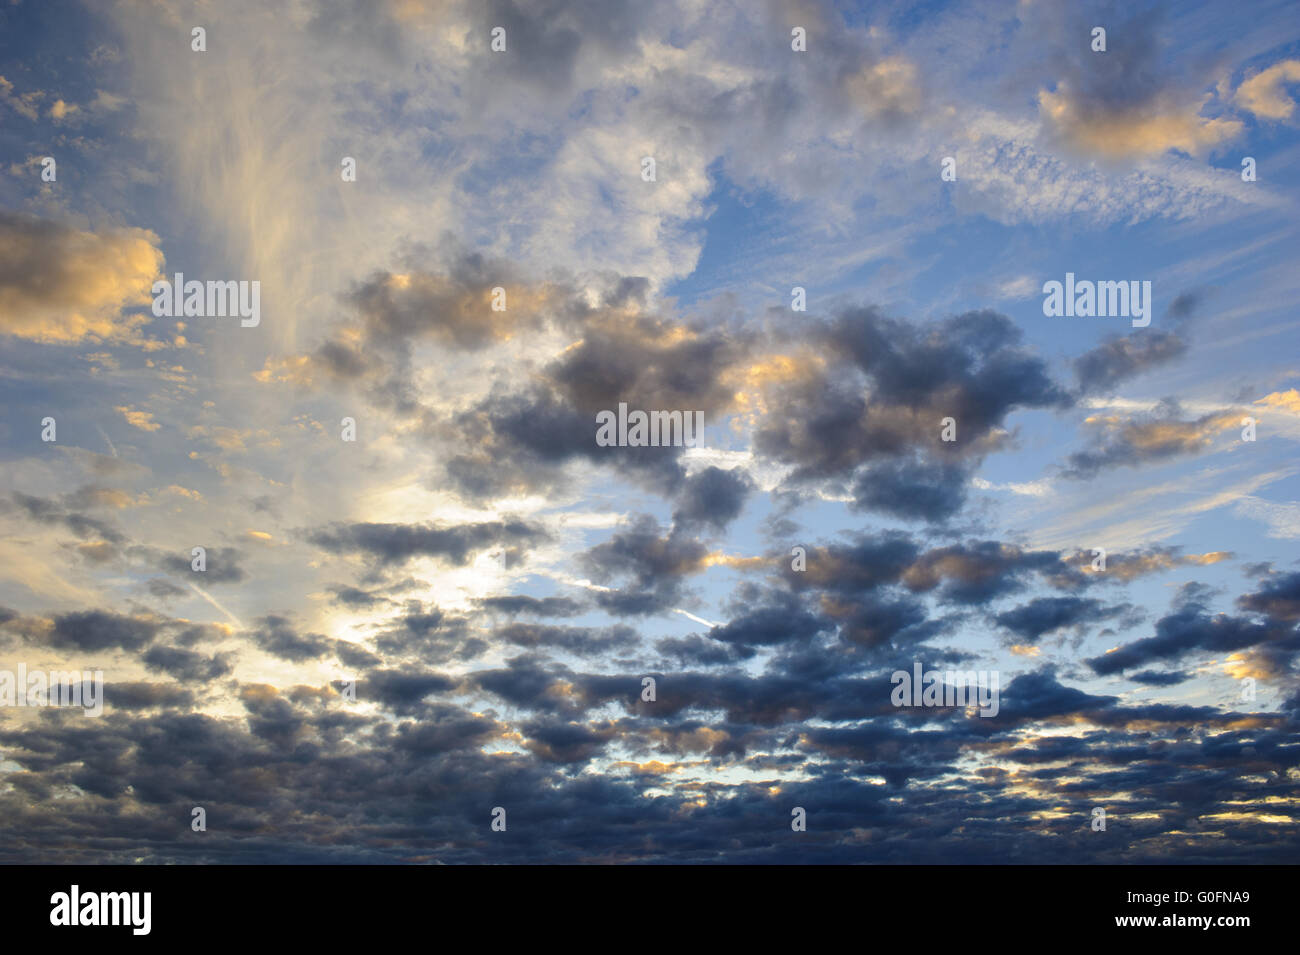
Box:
[442,306,744,499]
[1061,404,1240,478]
[142,645,235,681]
[1073,330,1189,394]
[1088,579,1300,675]
[1254,389,1300,415]
[45,610,161,652]
[342,255,567,352]
[1033,9,1242,159]
[901,539,1064,605]
[8,491,128,548]
[850,458,970,522]
[1233,496,1300,539]
[707,591,833,649]
[843,55,923,123]
[497,622,637,653]
[1235,59,1300,120]
[1071,289,1207,394]
[307,519,548,567]
[157,546,247,584]
[672,466,753,531]
[1063,546,1232,583]
[115,405,161,432]
[0,212,164,344]
[49,98,78,121]
[476,595,586,618]
[1039,85,1242,158]
[581,515,709,616]
[0,74,42,120]
[249,614,380,668]
[995,596,1138,641]
[755,307,1070,518]
[1128,669,1190,687]
[1237,571,1300,623]
[107,681,196,710]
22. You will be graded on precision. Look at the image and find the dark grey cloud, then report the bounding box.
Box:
[991,669,1118,725]
[849,458,969,522]
[902,540,1066,605]
[755,307,1069,520]
[157,545,248,584]
[1129,669,1191,687]
[783,532,921,594]
[392,703,502,755]
[328,584,384,608]
[1237,571,1300,622]
[308,518,548,567]
[830,592,942,649]
[46,610,160,652]
[371,604,479,665]
[497,622,638,653]
[0,642,1295,863]
[707,592,832,649]
[445,387,632,500]
[8,491,127,546]
[107,681,197,710]
[476,594,585,618]
[250,615,335,663]
[520,717,615,764]
[250,614,381,669]
[142,646,235,682]
[1073,330,1189,394]
[581,516,709,616]
[672,466,753,531]
[360,668,459,715]
[654,633,756,666]
[995,596,1138,641]
[1087,586,1299,676]
[444,307,743,500]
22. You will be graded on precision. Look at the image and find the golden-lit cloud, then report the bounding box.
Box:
[1080,410,1240,455]
[0,74,42,120]
[1071,547,1232,582]
[115,405,161,432]
[701,552,766,570]
[49,98,78,121]
[1221,651,1278,680]
[1038,86,1242,158]
[253,354,315,386]
[0,212,164,344]
[1235,59,1300,120]
[1255,388,1300,415]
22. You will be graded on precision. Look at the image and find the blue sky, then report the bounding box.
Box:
[0,0,1298,863]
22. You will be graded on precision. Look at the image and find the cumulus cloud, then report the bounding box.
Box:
[1235,59,1300,120]
[0,212,164,343]
[1039,84,1242,158]
[1033,8,1243,159]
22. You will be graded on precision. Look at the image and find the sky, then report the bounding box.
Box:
[0,0,1297,863]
